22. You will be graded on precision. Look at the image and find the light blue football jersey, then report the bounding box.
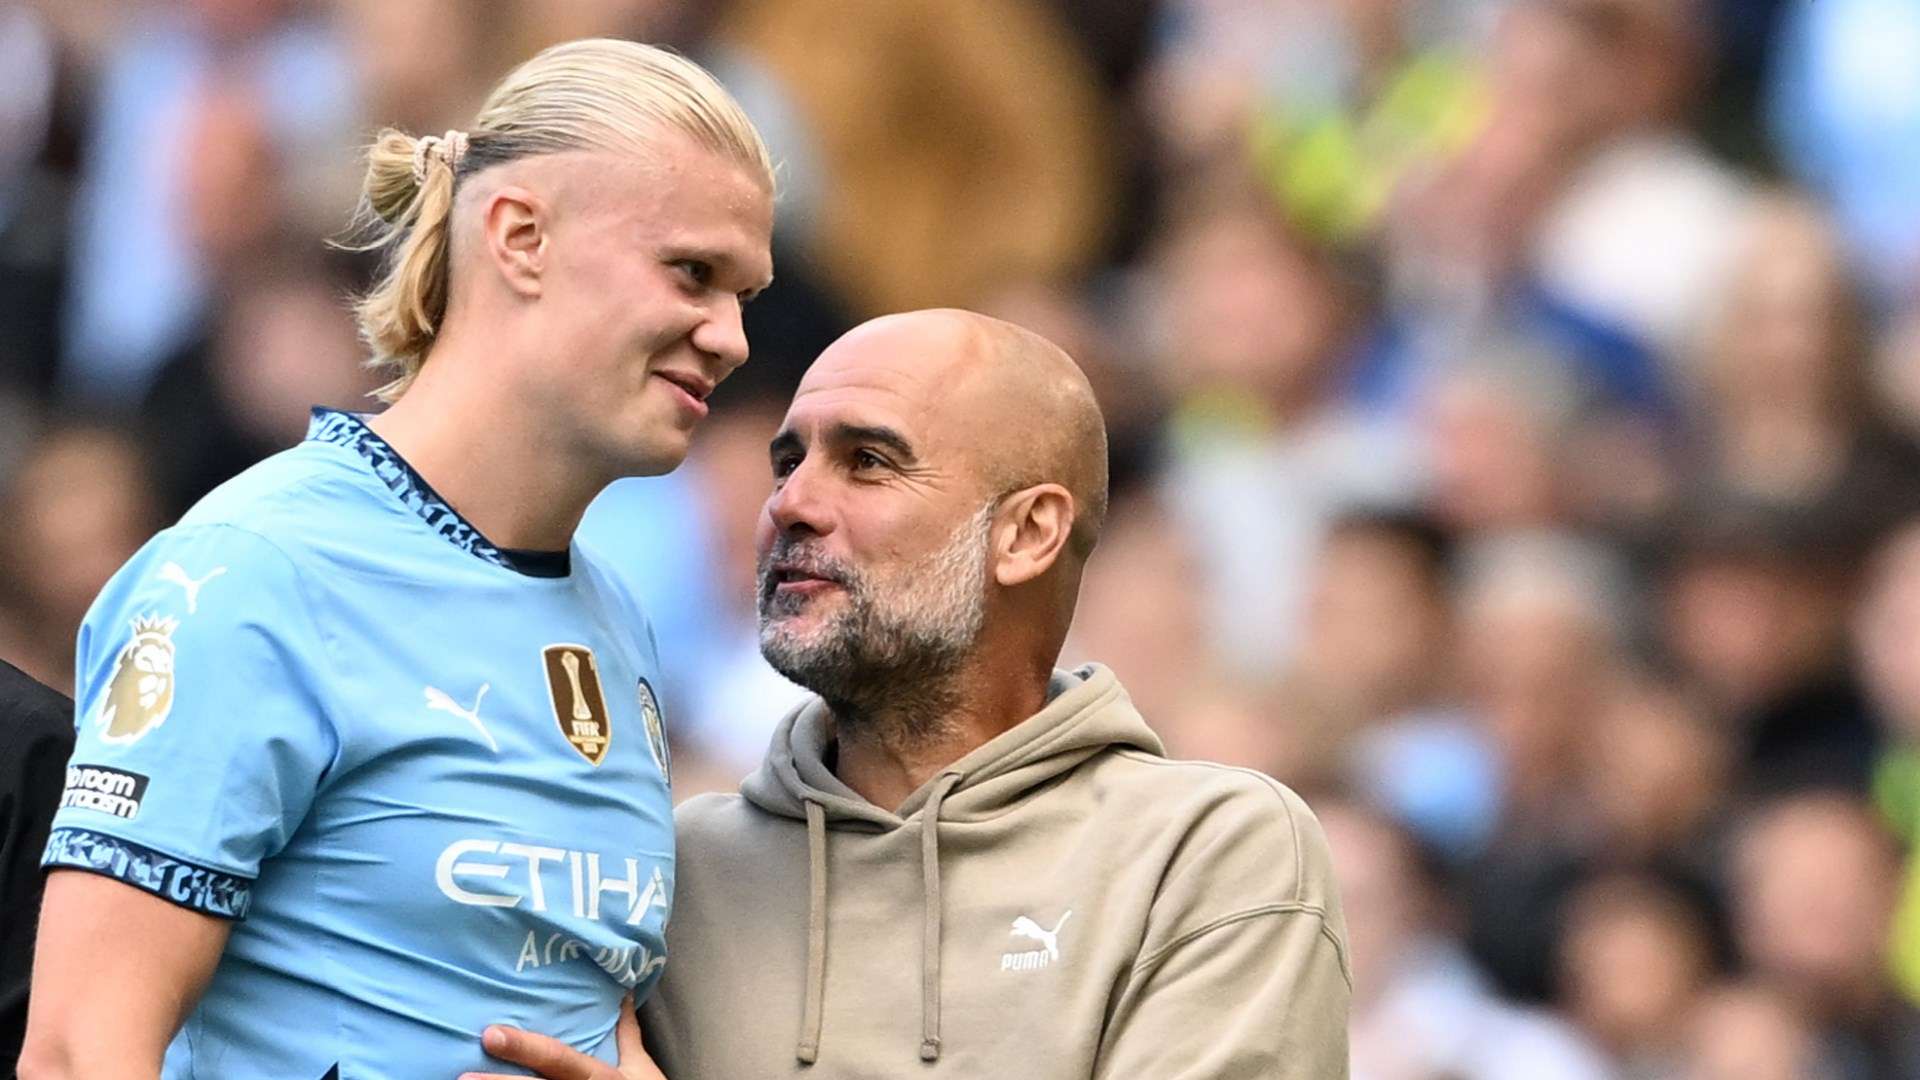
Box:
[43,409,678,1079]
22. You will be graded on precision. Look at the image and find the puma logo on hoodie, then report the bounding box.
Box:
[1003,911,1072,971]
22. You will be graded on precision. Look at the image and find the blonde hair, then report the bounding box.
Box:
[348,39,774,402]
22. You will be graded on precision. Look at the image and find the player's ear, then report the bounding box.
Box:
[992,484,1074,588]
[483,185,546,298]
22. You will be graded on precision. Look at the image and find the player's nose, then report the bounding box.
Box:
[694,295,749,380]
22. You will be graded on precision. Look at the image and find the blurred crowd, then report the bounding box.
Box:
[3,0,1920,1076]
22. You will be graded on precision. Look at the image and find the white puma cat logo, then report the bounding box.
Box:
[424,683,497,752]
[158,562,226,614]
[1003,910,1072,972]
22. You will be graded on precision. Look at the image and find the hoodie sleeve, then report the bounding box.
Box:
[1093,771,1352,1080]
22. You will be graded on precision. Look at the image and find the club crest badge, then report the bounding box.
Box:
[542,644,611,765]
[637,678,670,783]
[98,614,179,744]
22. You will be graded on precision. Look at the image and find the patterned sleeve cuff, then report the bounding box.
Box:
[43,827,253,920]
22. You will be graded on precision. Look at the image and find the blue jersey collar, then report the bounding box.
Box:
[306,408,571,578]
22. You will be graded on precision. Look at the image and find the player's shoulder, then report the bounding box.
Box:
[175,437,384,549]
[123,427,411,595]
[1100,749,1336,904]
[80,441,375,638]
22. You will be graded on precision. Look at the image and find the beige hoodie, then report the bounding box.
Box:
[642,665,1351,1078]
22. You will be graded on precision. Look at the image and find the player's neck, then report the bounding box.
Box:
[367,349,603,555]
[831,652,1051,813]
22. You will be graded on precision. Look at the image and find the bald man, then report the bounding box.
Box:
[480,310,1351,1080]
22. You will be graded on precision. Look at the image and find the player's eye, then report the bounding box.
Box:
[772,452,803,479]
[852,449,887,472]
[673,260,714,288]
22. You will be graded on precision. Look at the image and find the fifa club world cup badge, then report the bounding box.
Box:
[98,614,180,744]
[542,644,611,765]
[637,678,670,783]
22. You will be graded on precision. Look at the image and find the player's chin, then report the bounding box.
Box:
[615,430,692,478]
[616,401,700,469]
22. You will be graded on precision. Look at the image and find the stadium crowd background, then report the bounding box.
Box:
[1,0,1918,1076]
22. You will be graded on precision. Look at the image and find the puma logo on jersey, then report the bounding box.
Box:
[424,683,497,752]
[158,562,226,614]
[1002,910,1072,972]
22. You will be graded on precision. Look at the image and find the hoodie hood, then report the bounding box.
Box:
[742,663,1163,827]
[735,663,1163,1064]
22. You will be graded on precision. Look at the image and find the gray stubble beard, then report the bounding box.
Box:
[757,502,995,740]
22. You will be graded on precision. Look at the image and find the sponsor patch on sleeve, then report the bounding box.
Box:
[59,764,150,820]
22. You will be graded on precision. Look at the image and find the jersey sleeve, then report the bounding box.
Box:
[42,524,340,919]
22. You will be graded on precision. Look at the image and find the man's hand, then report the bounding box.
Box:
[460,996,664,1080]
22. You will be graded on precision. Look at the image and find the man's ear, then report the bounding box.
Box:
[483,185,547,298]
[993,484,1076,587]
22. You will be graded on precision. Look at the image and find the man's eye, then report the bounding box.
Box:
[772,454,801,478]
[675,260,713,287]
[852,450,885,471]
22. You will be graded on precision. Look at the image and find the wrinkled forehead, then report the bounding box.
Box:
[780,317,991,462]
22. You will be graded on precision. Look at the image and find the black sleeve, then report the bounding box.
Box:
[0,660,74,1076]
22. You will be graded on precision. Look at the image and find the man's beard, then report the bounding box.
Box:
[757,503,994,727]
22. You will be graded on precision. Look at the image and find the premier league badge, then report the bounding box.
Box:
[98,614,180,744]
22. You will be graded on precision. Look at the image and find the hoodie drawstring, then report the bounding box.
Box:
[919,772,962,1062]
[792,774,964,1067]
[797,797,828,1064]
